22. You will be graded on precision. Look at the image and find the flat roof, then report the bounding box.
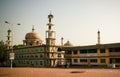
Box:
[62,43,120,50]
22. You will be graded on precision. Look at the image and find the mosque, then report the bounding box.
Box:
[6,13,120,68]
[6,13,65,67]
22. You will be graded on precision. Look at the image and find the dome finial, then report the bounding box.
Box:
[97,29,100,45]
[98,29,100,33]
[32,25,35,32]
[50,10,52,15]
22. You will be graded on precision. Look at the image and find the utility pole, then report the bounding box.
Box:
[5,21,20,69]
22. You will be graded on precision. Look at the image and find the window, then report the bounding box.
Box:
[90,59,97,63]
[115,58,120,63]
[58,53,61,57]
[100,49,105,53]
[51,53,54,57]
[40,61,43,65]
[31,49,34,52]
[47,53,49,57]
[23,60,25,64]
[31,55,34,58]
[73,59,78,63]
[21,61,23,64]
[110,58,120,64]
[66,59,71,63]
[115,48,120,52]
[24,55,26,58]
[35,49,38,52]
[27,55,29,58]
[35,55,38,58]
[27,61,29,64]
[15,55,17,59]
[100,59,106,63]
[40,54,43,58]
[31,61,33,64]
[36,61,38,65]
[65,51,72,54]
[18,61,20,64]
[73,50,78,54]
[88,49,97,53]
[58,48,62,52]
[40,48,43,52]
[80,50,87,54]
[80,59,87,62]
[109,48,120,52]
[27,50,29,52]
[19,55,21,58]
[24,50,26,53]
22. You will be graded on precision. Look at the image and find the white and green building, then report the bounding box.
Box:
[6,13,65,67]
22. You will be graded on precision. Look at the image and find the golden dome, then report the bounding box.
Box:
[23,26,42,46]
[25,32,41,40]
[25,26,41,40]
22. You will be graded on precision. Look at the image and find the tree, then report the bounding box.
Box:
[0,40,7,64]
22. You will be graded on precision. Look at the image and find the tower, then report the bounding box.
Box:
[61,37,64,46]
[46,13,56,45]
[97,30,100,45]
[6,29,12,50]
[45,12,57,67]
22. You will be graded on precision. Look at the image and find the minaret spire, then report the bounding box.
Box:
[50,10,52,15]
[48,11,53,23]
[32,25,35,32]
[61,37,64,46]
[97,30,100,45]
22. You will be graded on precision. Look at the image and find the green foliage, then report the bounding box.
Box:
[0,40,7,62]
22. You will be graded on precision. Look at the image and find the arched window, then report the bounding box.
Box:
[57,48,62,52]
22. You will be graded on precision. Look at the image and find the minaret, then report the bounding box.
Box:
[97,30,100,45]
[6,29,12,50]
[45,12,57,67]
[61,37,64,46]
[46,12,56,45]
[32,25,35,32]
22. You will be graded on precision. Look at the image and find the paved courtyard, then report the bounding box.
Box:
[0,67,120,77]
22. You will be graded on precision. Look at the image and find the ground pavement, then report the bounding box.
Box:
[0,67,120,77]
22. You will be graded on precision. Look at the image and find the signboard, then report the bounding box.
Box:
[10,53,15,60]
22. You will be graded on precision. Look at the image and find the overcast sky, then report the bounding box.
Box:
[0,0,120,46]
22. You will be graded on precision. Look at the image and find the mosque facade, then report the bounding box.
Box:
[6,13,120,68]
[6,13,65,67]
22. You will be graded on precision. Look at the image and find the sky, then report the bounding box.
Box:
[0,0,120,46]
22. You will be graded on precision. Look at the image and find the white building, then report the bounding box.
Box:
[6,13,65,67]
